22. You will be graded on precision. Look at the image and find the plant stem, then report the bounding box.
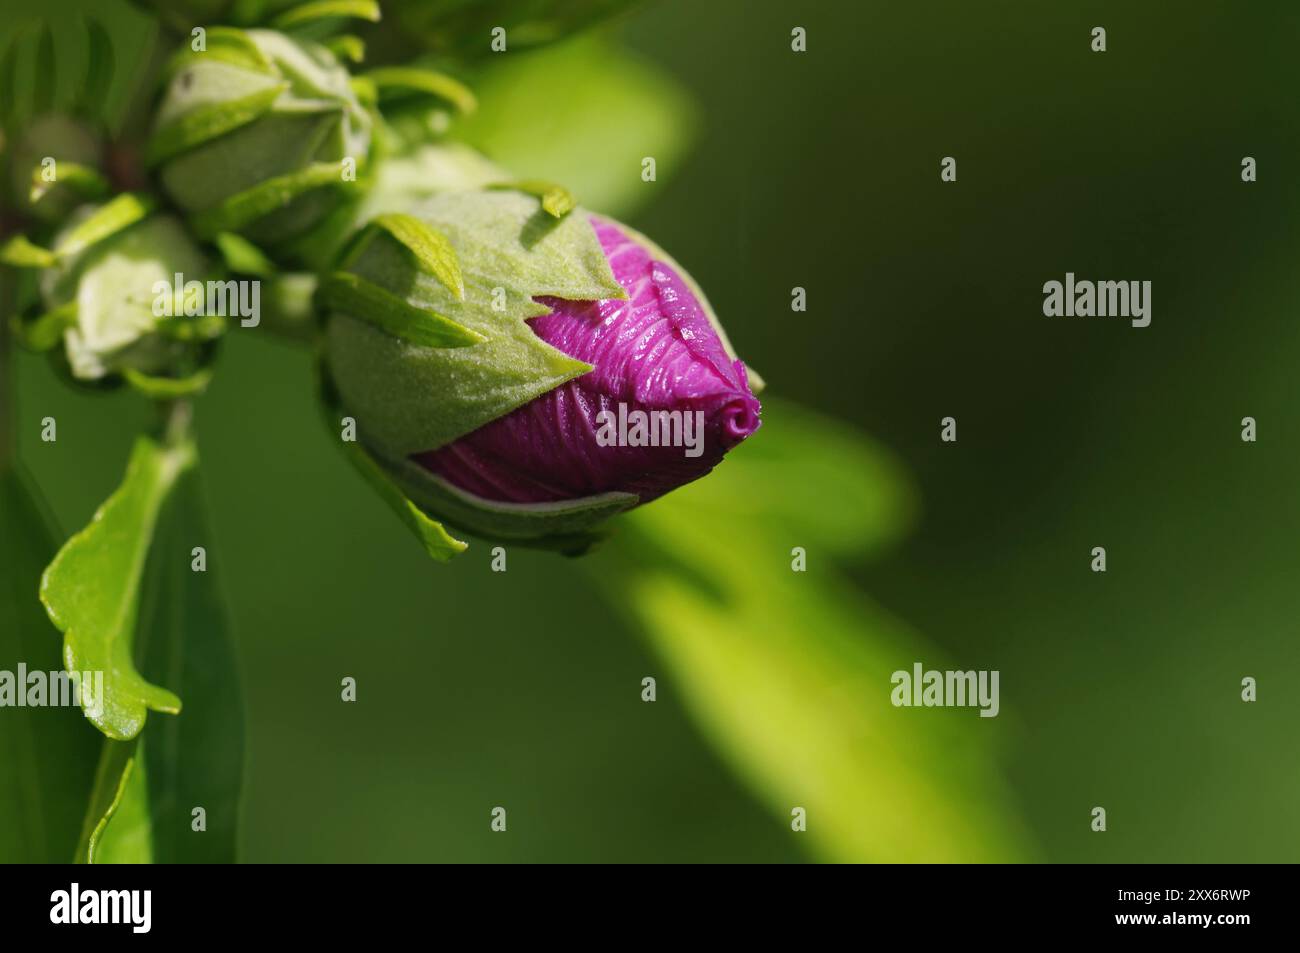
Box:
[159,398,194,450]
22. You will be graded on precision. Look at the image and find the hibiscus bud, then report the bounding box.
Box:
[34,207,219,385]
[148,28,371,246]
[323,189,761,547]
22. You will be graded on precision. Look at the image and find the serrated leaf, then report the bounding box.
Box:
[0,467,100,863]
[84,463,246,862]
[53,193,157,261]
[146,83,287,168]
[326,189,624,458]
[40,436,195,741]
[271,0,381,30]
[318,272,482,347]
[365,66,476,114]
[362,213,464,298]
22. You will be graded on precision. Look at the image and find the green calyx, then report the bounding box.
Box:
[325,188,621,461]
[322,187,634,549]
[150,28,372,245]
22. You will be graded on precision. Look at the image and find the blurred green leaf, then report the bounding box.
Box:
[0,466,100,863]
[386,0,642,60]
[600,399,1034,862]
[457,35,698,219]
[81,461,247,862]
[40,436,192,741]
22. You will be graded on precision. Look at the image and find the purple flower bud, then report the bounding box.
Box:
[412,218,761,503]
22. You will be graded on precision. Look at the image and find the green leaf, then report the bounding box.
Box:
[80,16,116,120]
[490,180,576,219]
[80,739,151,863]
[40,436,194,741]
[85,463,246,862]
[318,272,482,348]
[53,193,157,261]
[599,400,1032,862]
[386,0,641,60]
[365,66,476,114]
[10,301,77,352]
[146,84,288,168]
[190,161,353,239]
[357,213,464,299]
[326,188,622,459]
[271,0,381,30]
[458,36,698,218]
[0,467,100,863]
[0,235,57,269]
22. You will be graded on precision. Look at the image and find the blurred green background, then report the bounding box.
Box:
[8,0,1300,861]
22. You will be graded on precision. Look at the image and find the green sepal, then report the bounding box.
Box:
[383,452,637,549]
[39,436,194,741]
[325,35,366,63]
[319,364,466,560]
[121,367,215,399]
[29,161,110,206]
[146,83,288,168]
[53,193,157,260]
[490,180,576,219]
[343,213,464,298]
[154,314,229,342]
[0,234,57,269]
[10,301,77,351]
[159,27,275,87]
[214,232,279,277]
[271,0,382,30]
[317,272,483,348]
[190,161,355,239]
[365,66,477,114]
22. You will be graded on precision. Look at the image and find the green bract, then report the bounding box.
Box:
[323,187,638,548]
[149,28,372,245]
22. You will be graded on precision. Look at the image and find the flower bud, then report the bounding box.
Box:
[324,189,761,545]
[148,28,371,246]
[34,207,218,384]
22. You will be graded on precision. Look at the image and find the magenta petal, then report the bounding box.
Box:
[413,217,761,504]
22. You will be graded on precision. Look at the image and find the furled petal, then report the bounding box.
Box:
[414,217,761,503]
